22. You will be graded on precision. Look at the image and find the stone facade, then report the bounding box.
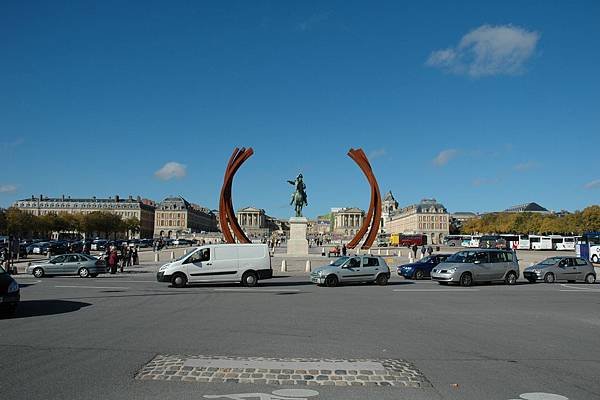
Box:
[385,199,449,245]
[13,194,155,238]
[381,191,399,232]
[332,208,365,237]
[154,197,217,238]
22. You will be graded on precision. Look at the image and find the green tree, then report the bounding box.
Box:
[5,208,35,238]
[123,217,140,239]
[0,209,7,235]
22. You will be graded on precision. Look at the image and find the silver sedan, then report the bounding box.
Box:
[523,256,596,284]
[26,253,107,278]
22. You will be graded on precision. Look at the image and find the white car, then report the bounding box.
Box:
[157,244,272,287]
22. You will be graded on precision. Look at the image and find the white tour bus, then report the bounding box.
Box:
[157,243,272,287]
[465,235,481,248]
[500,234,531,250]
[530,235,553,250]
[552,236,578,251]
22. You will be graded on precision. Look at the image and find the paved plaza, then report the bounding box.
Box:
[1,251,599,400]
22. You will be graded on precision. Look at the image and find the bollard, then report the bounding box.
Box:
[155,253,160,262]
[356,248,360,255]
[398,250,402,257]
[321,247,325,256]
[385,249,389,256]
[281,259,287,272]
[170,251,175,260]
[367,248,371,255]
[377,249,381,255]
[305,260,311,273]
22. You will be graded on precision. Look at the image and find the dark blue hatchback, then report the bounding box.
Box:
[397,254,450,279]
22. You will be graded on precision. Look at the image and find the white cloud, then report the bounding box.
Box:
[514,161,539,172]
[0,184,17,194]
[433,149,458,166]
[297,12,330,31]
[155,162,187,181]
[368,148,387,160]
[426,24,540,77]
[584,179,600,189]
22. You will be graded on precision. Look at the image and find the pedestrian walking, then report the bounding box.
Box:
[427,245,433,256]
[412,243,418,258]
[108,247,118,274]
[133,247,139,265]
[420,245,426,259]
[342,243,347,256]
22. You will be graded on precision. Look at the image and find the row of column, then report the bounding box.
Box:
[239,213,262,227]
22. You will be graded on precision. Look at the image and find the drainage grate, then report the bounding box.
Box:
[135,355,430,388]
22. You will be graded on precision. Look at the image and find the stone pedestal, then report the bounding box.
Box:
[287,217,309,256]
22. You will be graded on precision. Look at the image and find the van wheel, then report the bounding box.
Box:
[171,273,187,288]
[375,274,388,286]
[242,271,258,287]
[592,255,599,263]
[324,274,338,287]
[505,271,517,285]
[32,268,44,278]
[414,270,424,280]
[544,273,555,284]
[459,272,473,287]
[585,273,596,284]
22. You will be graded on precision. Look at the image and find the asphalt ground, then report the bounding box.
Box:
[1,272,599,400]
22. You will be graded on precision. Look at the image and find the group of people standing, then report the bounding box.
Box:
[411,243,435,259]
[104,245,139,274]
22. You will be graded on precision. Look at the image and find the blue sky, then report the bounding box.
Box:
[1,1,599,218]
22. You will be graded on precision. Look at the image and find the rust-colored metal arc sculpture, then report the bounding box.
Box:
[219,147,253,244]
[346,148,382,250]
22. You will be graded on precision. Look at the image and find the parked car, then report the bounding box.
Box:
[138,239,153,248]
[27,241,49,254]
[157,244,272,288]
[0,265,20,315]
[91,239,109,251]
[523,256,596,284]
[310,255,390,287]
[431,249,520,287]
[397,254,451,279]
[26,253,106,278]
[172,238,194,246]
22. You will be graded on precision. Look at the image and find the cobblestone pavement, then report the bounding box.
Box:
[135,354,431,388]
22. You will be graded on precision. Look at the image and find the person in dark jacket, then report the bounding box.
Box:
[341,243,347,256]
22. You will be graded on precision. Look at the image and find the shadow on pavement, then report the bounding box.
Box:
[1,300,91,319]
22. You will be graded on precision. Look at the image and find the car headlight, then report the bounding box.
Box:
[159,264,169,272]
[446,268,457,273]
[7,281,19,293]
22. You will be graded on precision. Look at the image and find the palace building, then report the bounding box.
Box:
[154,196,218,238]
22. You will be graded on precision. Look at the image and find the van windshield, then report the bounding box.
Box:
[176,248,198,262]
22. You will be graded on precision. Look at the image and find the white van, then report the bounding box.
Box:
[157,244,272,287]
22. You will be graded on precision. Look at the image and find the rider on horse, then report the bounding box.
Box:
[287,174,308,217]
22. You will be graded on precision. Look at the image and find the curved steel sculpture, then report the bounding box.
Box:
[218,146,381,249]
[346,148,382,250]
[219,147,253,244]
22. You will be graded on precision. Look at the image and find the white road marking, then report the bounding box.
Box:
[393,288,480,292]
[212,288,301,293]
[55,285,130,290]
[560,284,589,290]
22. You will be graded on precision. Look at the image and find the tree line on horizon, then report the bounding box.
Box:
[461,205,600,235]
[0,208,140,239]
